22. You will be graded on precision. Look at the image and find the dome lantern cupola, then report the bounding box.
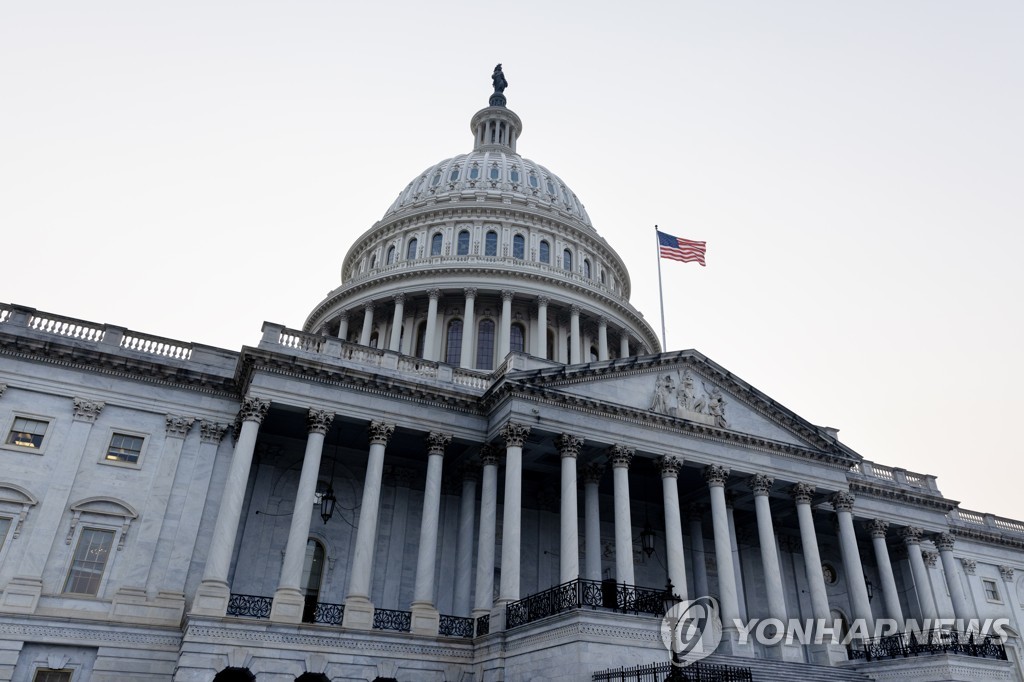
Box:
[471,64,522,153]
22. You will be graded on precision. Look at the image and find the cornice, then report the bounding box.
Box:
[948,525,1024,551]
[847,478,957,512]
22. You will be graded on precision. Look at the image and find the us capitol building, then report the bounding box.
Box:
[0,68,1021,682]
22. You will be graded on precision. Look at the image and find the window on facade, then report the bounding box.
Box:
[430,233,443,256]
[369,331,379,349]
[449,168,460,182]
[105,433,144,465]
[489,166,500,180]
[510,168,520,183]
[431,172,441,187]
[406,238,418,260]
[469,165,480,180]
[370,254,377,269]
[528,173,539,189]
[414,322,427,359]
[546,179,556,195]
[600,271,606,285]
[300,538,326,624]
[512,234,525,260]
[563,249,572,271]
[539,240,550,264]
[984,579,1001,602]
[6,417,48,449]
[583,259,591,279]
[63,527,115,595]
[590,346,599,362]
[485,231,498,257]
[445,320,463,365]
[476,320,495,370]
[510,324,525,354]
[457,230,470,255]
[386,246,395,265]
[33,671,72,682]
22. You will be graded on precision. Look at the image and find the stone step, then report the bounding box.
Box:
[701,653,874,682]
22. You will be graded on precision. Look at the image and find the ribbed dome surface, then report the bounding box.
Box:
[383,150,593,229]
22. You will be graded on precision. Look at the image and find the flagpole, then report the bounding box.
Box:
[655,225,667,352]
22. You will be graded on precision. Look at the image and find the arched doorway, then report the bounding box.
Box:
[213,668,255,682]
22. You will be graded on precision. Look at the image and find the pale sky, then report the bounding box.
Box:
[1,2,1021,518]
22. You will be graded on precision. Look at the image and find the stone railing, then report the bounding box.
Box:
[949,508,1024,536]
[120,330,192,360]
[849,460,940,493]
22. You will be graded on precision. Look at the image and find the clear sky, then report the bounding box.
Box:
[2,2,1021,518]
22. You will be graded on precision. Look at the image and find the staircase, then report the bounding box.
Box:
[701,653,874,681]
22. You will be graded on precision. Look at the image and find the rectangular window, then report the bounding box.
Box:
[105,433,144,464]
[33,671,72,682]
[983,579,1000,602]
[64,528,115,595]
[6,417,48,449]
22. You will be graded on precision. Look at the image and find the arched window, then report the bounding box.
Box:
[539,240,550,264]
[600,270,606,285]
[431,233,443,256]
[563,249,572,271]
[510,324,525,354]
[590,346,599,362]
[583,259,591,279]
[301,539,326,623]
[512,234,525,259]
[445,320,463,365]
[485,231,498,257]
[415,321,427,358]
[386,246,395,265]
[476,320,495,370]
[457,230,470,255]
[406,238,418,260]
[370,254,377,269]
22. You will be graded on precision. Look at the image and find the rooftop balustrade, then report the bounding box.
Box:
[849,459,940,493]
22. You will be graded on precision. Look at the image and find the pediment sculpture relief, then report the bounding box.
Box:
[650,370,729,428]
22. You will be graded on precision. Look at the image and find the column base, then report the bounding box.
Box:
[410,602,440,636]
[764,641,805,663]
[341,595,375,630]
[0,577,42,615]
[109,587,185,625]
[488,601,510,632]
[716,628,756,658]
[190,580,231,617]
[269,587,306,624]
[807,642,848,666]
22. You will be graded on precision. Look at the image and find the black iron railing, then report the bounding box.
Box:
[506,578,668,629]
[593,660,753,681]
[847,628,1007,662]
[476,614,490,637]
[372,607,412,632]
[226,593,272,619]
[438,614,475,638]
[310,601,345,626]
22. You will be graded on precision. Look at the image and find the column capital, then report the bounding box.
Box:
[831,491,856,512]
[307,409,335,435]
[747,473,774,496]
[999,565,1014,582]
[200,421,229,444]
[464,287,477,300]
[368,420,395,446]
[702,464,730,487]
[597,315,608,327]
[868,518,890,538]
[392,292,406,304]
[608,444,634,469]
[961,558,977,575]
[479,444,501,467]
[537,295,550,306]
[0,384,7,400]
[657,454,683,478]
[569,304,581,316]
[426,288,442,300]
[72,397,105,422]
[499,421,531,448]
[337,309,350,321]
[239,396,270,424]
[459,461,481,482]
[789,482,816,504]
[426,431,453,456]
[555,433,584,459]
[685,503,707,519]
[165,415,195,438]
[581,462,604,484]
[899,526,924,545]
[364,301,375,312]
[934,532,956,551]
[922,550,938,568]
[501,289,515,302]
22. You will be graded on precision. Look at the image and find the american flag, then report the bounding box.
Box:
[657,230,706,266]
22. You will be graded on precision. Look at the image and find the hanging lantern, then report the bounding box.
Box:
[320,484,337,524]
[640,520,656,558]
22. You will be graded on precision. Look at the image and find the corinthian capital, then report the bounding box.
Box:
[200,421,229,444]
[499,421,531,448]
[789,482,816,505]
[368,420,395,446]
[1000,565,1015,582]
[537,295,550,307]
[868,519,890,539]
[392,292,406,305]
[501,289,515,302]
[464,288,477,300]
[72,397,105,422]
[703,464,730,487]
[657,455,683,478]
[165,415,195,438]
[426,431,453,456]
[934,532,955,551]
[922,551,938,568]
[0,384,7,400]
[609,444,634,469]
[479,444,501,467]
[831,491,856,512]
[569,304,581,316]
[426,288,442,300]
[307,408,335,435]
[899,526,924,545]
[747,473,774,496]
[581,462,604,484]
[555,433,584,459]
[961,558,977,575]
[239,396,270,424]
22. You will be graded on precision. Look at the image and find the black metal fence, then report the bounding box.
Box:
[311,601,345,626]
[226,593,272,619]
[438,614,475,638]
[372,607,412,632]
[475,614,490,637]
[847,628,1007,662]
[506,578,667,629]
[593,661,753,681]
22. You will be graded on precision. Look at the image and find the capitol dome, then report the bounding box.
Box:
[305,67,659,368]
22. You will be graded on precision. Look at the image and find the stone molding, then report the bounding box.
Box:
[307,409,334,435]
[0,622,180,648]
[554,433,584,459]
[656,454,682,478]
[368,420,395,446]
[426,431,453,456]
[869,518,890,539]
[702,464,729,487]
[900,526,925,545]
[499,421,530,448]
[831,491,856,512]
[790,482,816,504]
[934,532,956,551]
[164,415,195,438]
[239,396,270,424]
[608,444,634,469]
[72,397,105,422]
[747,473,774,496]
[479,445,501,467]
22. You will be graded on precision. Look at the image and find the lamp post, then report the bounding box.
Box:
[662,581,688,681]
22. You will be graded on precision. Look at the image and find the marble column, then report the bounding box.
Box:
[597,317,609,361]
[688,505,710,600]
[556,434,584,584]
[582,463,604,582]
[619,331,630,359]
[388,293,405,352]
[342,420,395,630]
[536,296,549,360]
[271,409,334,623]
[411,432,452,634]
[337,310,349,341]
[192,396,269,616]
[453,464,479,617]
[832,492,873,635]
[473,446,501,618]
[498,422,531,605]
[705,465,740,631]
[359,302,375,346]
[459,288,477,368]
[498,290,514,360]
[868,519,904,625]
[900,526,938,622]
[935,533,972,622]
[610,445,635,586]
[724,495,748,622]
[569,305,582,364]
[748,474,787,621]
[658,455,688,600]
[423,288,441,361]
[790,483,831,621]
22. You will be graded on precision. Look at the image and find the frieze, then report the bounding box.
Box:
[650,369,728,428]
[847,479,957,513]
